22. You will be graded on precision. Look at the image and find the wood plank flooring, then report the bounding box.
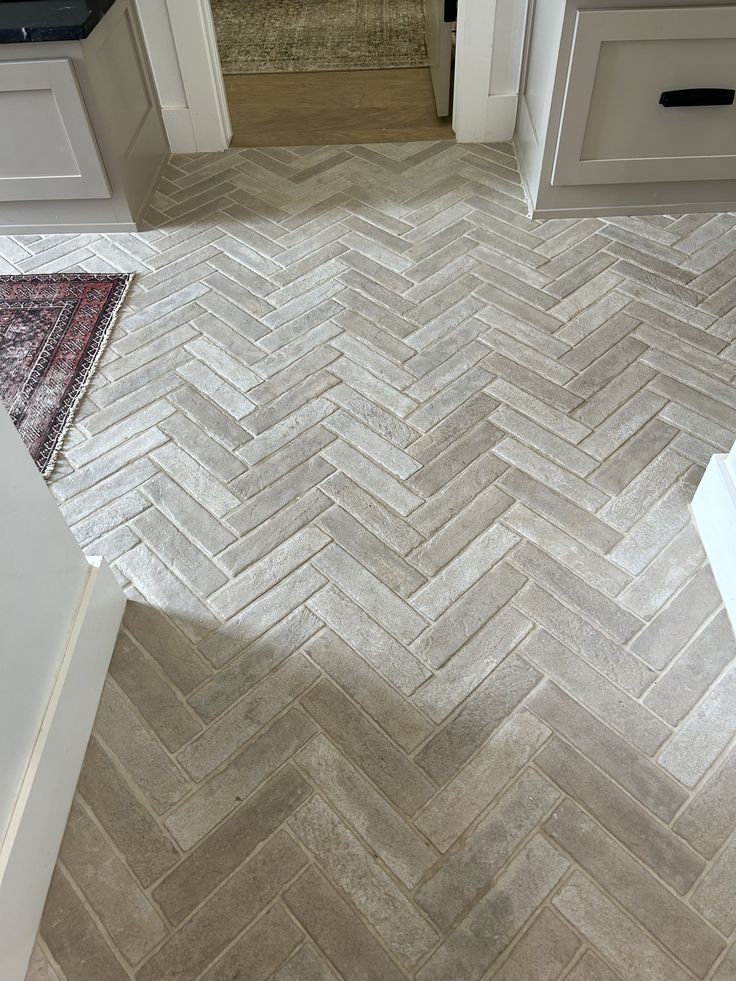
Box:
[224,68,454,147]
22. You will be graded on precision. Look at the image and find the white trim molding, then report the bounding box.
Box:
[453,0,496,142]
[454,0,528,143]
[141,0,526,153]
[137,0,231,153]
[692,448,736,634]
[144,0,526,153]
[166,0,231,151]
[484,93,520,143]
[0,558,125,981]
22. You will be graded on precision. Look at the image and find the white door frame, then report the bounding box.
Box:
[454,0,529,143]
[453,0,496,141]
[166,0,232,151]
[149,0,526,152]
[138,0,231,153]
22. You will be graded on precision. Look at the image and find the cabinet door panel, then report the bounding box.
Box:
[0,58,110,201]
[553,6,736,186]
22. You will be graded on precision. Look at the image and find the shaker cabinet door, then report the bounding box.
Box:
[553,6,736,186]
[0,58,110,201]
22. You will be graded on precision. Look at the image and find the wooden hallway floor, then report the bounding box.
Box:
[224,69,455,147]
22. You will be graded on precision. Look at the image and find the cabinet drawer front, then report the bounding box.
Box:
[553,6,736,186]
[0,59,110,202]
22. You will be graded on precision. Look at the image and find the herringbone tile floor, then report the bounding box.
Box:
[10,141,736,981]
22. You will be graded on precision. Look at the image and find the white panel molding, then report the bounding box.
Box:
[0,558,125,981]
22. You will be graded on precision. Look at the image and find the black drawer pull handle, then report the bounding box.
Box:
[660,88,735,107]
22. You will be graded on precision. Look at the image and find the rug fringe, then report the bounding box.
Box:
[43,273,135,481]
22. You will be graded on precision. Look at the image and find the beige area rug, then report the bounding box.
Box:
[212,0,429,74]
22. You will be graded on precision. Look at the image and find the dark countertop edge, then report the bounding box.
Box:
[0,1,116,44]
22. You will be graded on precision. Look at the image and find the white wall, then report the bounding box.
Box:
[0,410,89,843]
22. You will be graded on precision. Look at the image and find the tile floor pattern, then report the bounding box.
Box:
[9,141,736,981]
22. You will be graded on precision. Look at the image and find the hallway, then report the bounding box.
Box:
[224,69,453,147]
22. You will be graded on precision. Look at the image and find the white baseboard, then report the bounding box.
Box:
[0,221,138,234]
[161,107,197,154]
[692,454,736,634]
[0,558,125,981]
[455,93,519,146]
[484,94,519,143]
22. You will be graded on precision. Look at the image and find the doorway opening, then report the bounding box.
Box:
[209,0,456,146]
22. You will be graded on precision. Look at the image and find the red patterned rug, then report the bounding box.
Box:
[0,273,132,477]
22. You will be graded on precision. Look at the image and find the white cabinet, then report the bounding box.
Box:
[0,59,109,202]
[516,0,736,218]
[0,0,169,233]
